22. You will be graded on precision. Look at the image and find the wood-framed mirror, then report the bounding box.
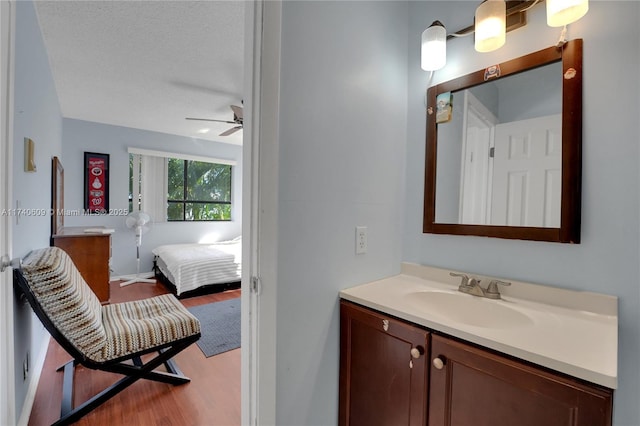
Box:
[423,39,582,243]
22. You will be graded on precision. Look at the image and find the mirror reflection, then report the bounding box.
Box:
[424,39,582,243]
[435,61,562,227]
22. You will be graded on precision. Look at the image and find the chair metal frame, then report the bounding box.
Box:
[14,268,201,426]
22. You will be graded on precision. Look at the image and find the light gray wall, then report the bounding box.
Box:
[406,2,639,426]
[62,118,243,275]
[468,82,499,118]
[496,61,561,122]
[12,0,63,420]
[275,1,408,424]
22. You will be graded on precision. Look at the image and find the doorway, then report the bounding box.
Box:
[0,1,269,424]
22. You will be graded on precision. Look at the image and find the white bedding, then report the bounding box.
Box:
[152,238,241,295]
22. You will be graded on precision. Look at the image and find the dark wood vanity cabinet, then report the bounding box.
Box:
[339,301,429,426]
[429,334,613,426]
[339,301,614,426]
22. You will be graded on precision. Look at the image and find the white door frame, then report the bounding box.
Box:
[242,1,259,423]
[0,1,16,425]
[243,1,280,425]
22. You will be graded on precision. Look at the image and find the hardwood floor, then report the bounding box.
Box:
[27,280,241,426]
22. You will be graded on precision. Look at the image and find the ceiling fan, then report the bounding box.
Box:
[186,104,243,136]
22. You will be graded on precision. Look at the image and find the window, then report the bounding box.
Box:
[129,149,235,222]
[167,159,232,221]
[128,155,138,213]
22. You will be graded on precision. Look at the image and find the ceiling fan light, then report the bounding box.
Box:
[421,20,447,71]
[546,0,589,27]
[475,0,506,53]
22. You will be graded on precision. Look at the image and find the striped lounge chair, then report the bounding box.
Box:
[13,246,201,426]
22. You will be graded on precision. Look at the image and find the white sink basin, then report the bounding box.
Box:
[405,291,534,329]
[341,268,618,388]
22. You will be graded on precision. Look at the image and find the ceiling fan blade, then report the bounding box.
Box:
[219,125,243,136]
[185,117,236,124]
[230,105,243,119]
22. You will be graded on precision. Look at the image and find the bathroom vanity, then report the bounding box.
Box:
[339,263,616,426]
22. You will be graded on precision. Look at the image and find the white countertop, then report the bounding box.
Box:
[340,263,618,389]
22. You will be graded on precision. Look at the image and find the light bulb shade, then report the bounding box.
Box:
[421,20,446,71]
[546,0,588,27]
[475,0,506,53]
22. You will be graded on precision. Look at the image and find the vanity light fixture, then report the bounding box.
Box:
[474,0,506,53]
[421,20,447,71]
[546,0,589,27]
[421,0,590,71]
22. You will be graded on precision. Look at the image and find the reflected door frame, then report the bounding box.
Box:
[459,90,497,225]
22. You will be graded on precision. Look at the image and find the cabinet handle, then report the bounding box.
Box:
[410,346,424,359]
[432,357,445,370]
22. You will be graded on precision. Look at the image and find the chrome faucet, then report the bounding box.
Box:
[484,279,511,299]
[450,272,485,297]
[450,273,511,299]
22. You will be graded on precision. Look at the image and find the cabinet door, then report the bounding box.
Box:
[339,301,429,426]
[429,334,613,426]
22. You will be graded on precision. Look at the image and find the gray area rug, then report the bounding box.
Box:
[187,298,241,357]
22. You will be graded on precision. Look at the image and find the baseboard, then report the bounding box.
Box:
[17,334,50,426]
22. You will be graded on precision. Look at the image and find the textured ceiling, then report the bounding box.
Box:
[35,1,245,145]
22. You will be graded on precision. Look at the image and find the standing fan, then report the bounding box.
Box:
[120,211,156,287]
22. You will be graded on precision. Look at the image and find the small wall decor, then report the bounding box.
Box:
[24,138,36,172]
[84,152,109,214]
[435,92,452,124]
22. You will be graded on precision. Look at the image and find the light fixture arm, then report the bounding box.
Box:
[556,24,568,46]
[447,0,541,40]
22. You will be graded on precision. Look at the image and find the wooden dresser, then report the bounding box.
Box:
[51,227,111,304]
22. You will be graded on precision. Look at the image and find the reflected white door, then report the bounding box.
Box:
[491,114,562,227]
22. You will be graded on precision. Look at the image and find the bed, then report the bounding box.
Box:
[152,237,241,296]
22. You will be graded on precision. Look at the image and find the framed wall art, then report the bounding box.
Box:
[84,152,109,213]
[51,156,64,235]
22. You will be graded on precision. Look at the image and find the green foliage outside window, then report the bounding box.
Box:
[167,159,232,221]
[128,155,136,213]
